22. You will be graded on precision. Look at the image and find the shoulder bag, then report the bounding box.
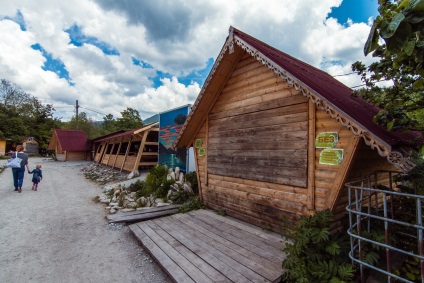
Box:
[6,151,23,168]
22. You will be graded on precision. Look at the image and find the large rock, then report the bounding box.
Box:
[127,170,139,180]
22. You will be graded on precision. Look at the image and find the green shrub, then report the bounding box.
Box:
[185,171,198,193]
[127,180,144,192]
[178,197,204,213]
[281,209,355,283]
[144,165,168,196]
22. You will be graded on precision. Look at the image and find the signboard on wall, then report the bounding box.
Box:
[159,105,190,172]
[315,132,338,148]
[319,148,344,165]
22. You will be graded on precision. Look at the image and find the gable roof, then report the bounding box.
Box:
[175,26,423,171]
[49,129,89,151]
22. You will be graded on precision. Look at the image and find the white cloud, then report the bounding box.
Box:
[0,0,376,122]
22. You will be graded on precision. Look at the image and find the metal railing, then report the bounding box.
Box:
[346,171,424,283]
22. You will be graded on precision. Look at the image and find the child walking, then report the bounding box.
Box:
[28,164,43,191]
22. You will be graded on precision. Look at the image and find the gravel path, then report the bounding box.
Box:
[0,157,170,283]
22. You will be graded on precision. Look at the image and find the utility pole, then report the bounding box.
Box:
[76,99,79,129]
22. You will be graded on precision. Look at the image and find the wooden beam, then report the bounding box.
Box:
[112,138,124,168]
[327,135,361,211]
[307,100,316,211]
[192,140,203,202]
[204,117,209,186]
[133,130,149,172]
[121,137,132,172]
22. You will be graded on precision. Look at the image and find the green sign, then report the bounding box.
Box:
[315,132,338,148]
[319,148,344,165]
[195,139,203,148]
[198,147,206,157]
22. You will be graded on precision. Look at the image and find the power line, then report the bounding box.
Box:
[332,72,357,77]
[79,106,107,116]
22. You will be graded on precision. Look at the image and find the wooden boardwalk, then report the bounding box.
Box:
[129,209,284,283]
[107,205,180,224]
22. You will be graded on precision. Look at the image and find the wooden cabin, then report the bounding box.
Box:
[93,122,159,173]
[47,129,90,161]
[0,139,6,156]
[175,27,423,231]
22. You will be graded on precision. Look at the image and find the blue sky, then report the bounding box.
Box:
[0,0,379,121]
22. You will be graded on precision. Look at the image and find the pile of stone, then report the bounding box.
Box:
[81,163,127,185]
[97,167,194,214]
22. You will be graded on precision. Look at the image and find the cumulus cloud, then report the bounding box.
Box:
[0,0,376,122]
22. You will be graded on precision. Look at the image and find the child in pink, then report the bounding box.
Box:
[28,164,43,191]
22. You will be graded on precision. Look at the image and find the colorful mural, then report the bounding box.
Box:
[159,105,190,172]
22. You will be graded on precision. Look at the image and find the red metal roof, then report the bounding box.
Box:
[54,129,89,151]
[232,28,423,148]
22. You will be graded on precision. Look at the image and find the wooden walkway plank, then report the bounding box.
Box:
[159,216,269,283]
[135,221,214,283]
[108,205,180,223]
[198,209,283,243]
[179,212,283,262]
[130,210,284,283]
[109,205,181,217]
[144,220,231,283]
[188,211,284,258]
[129,223,195,283]
[153,218,255,283]
[174,213,281,271]
[173,213,281,280]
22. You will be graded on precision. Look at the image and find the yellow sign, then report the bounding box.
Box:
[195,139,203,148]
[319,148,344,165]
[315,132,338,148]
[198,147,206,157]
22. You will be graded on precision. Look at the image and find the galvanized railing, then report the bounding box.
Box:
[346,171,424,283]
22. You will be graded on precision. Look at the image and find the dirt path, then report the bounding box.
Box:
[0,157,170,283]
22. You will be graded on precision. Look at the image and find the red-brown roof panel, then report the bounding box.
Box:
[233,28,423,148]
[55,129,89,151]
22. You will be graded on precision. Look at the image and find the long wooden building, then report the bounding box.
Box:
[93,122,159,173]
[175,27,423,231]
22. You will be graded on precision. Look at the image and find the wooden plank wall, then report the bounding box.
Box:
[195,52,310,231]
[313,108,359,213]
[208,53,309,187]
[66,151,87,161]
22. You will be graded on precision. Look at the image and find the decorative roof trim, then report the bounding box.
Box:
[232,34,413,172]
[175,28,234,147]
[176,27,414,172]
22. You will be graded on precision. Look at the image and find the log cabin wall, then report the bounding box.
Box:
[195,52,311,231]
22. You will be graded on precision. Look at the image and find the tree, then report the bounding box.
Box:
[352,0,424,134]
[0,79,61,152]
[63,112,102,139]
[102,113,118,133]
[116,107,143,130]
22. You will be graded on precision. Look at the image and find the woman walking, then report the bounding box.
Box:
[12,145,29,193]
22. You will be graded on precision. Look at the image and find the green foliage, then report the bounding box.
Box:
[393,256,421,281]
[353,0,424,135]
[127,180,144,192]
[135,165,175,198]
[281,210,355,283]
[178,197,204,213]
[169,183,192,204]
[185,171,198,193]
[63,112,102,139]
[116,107,143,130]
[0,79,62,152]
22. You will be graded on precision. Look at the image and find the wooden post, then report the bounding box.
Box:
[97,142,107,163]
[121,136,133,172]
[307,100,316,211]
[193,140,203,202]
[204,117,209,186]
[112,138,123,168]
[133,130,149,173]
